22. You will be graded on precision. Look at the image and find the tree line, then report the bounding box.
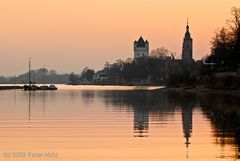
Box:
[69,47,198,86]
[0,69,69,84]
[0,47,198,87]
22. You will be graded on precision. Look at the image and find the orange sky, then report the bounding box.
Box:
[0,0,239,76]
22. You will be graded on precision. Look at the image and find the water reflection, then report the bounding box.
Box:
[182,99,193,158]
[133,106,149,137]
[42,90,46,118]
[97,91,195,142]
[181,94,194,147]
[81,90,95,104]
[26,90,48,124]
[7,87,240,160]
[28,91,31,122]
[97,90,240,159]
[198,93,240,159]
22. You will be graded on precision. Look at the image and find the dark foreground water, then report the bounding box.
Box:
[0,85,239,161]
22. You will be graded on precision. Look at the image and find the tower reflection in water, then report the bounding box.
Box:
[181,96,194,158]
[133,106,149,137]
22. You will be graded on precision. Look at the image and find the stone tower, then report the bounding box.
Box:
[134,36,149,59]
[182,21,193,61]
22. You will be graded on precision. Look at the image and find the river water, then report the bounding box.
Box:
[0,85,239,161]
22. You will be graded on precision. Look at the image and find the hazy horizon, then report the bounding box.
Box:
[0,0,239,76]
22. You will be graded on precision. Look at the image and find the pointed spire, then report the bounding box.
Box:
[186,18,189,31]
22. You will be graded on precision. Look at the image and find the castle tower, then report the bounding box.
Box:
[134,36,149,59]
[182,20,193,61]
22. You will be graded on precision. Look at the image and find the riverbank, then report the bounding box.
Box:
[156,86,240,96]
[0,86,23,90]
[0,85,239,96]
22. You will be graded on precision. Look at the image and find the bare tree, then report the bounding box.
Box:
[228,7,240,33]
[150,47,170,59]
[207,7,240,66]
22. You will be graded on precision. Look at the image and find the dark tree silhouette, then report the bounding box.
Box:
[80,67,94,81]
[207,7,240,69]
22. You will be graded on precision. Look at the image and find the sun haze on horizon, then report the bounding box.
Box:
[0,0,239,76]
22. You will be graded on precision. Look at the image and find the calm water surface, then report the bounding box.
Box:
[0,85,239,161]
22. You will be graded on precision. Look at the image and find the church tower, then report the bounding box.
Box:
[182,20,193,61]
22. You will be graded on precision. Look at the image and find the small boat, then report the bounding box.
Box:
[48,85,58,90]
[39,65,57,90]
[23,84,38,90]
[39,85,49,90]
[39,85,57,90]
[23,58,58,91]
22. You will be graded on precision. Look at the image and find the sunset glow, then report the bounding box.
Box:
[0,0,239,75]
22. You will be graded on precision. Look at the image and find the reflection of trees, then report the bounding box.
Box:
[83,90,240,159]
[81,90,95,104]
[198,93,240,159]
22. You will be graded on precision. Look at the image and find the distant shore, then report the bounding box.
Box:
[0,85,239,96]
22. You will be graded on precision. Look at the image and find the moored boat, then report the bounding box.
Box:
[23,84,38,90]
[23,58,58,91]
[39,85,49,90]
[48,85,58,90]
